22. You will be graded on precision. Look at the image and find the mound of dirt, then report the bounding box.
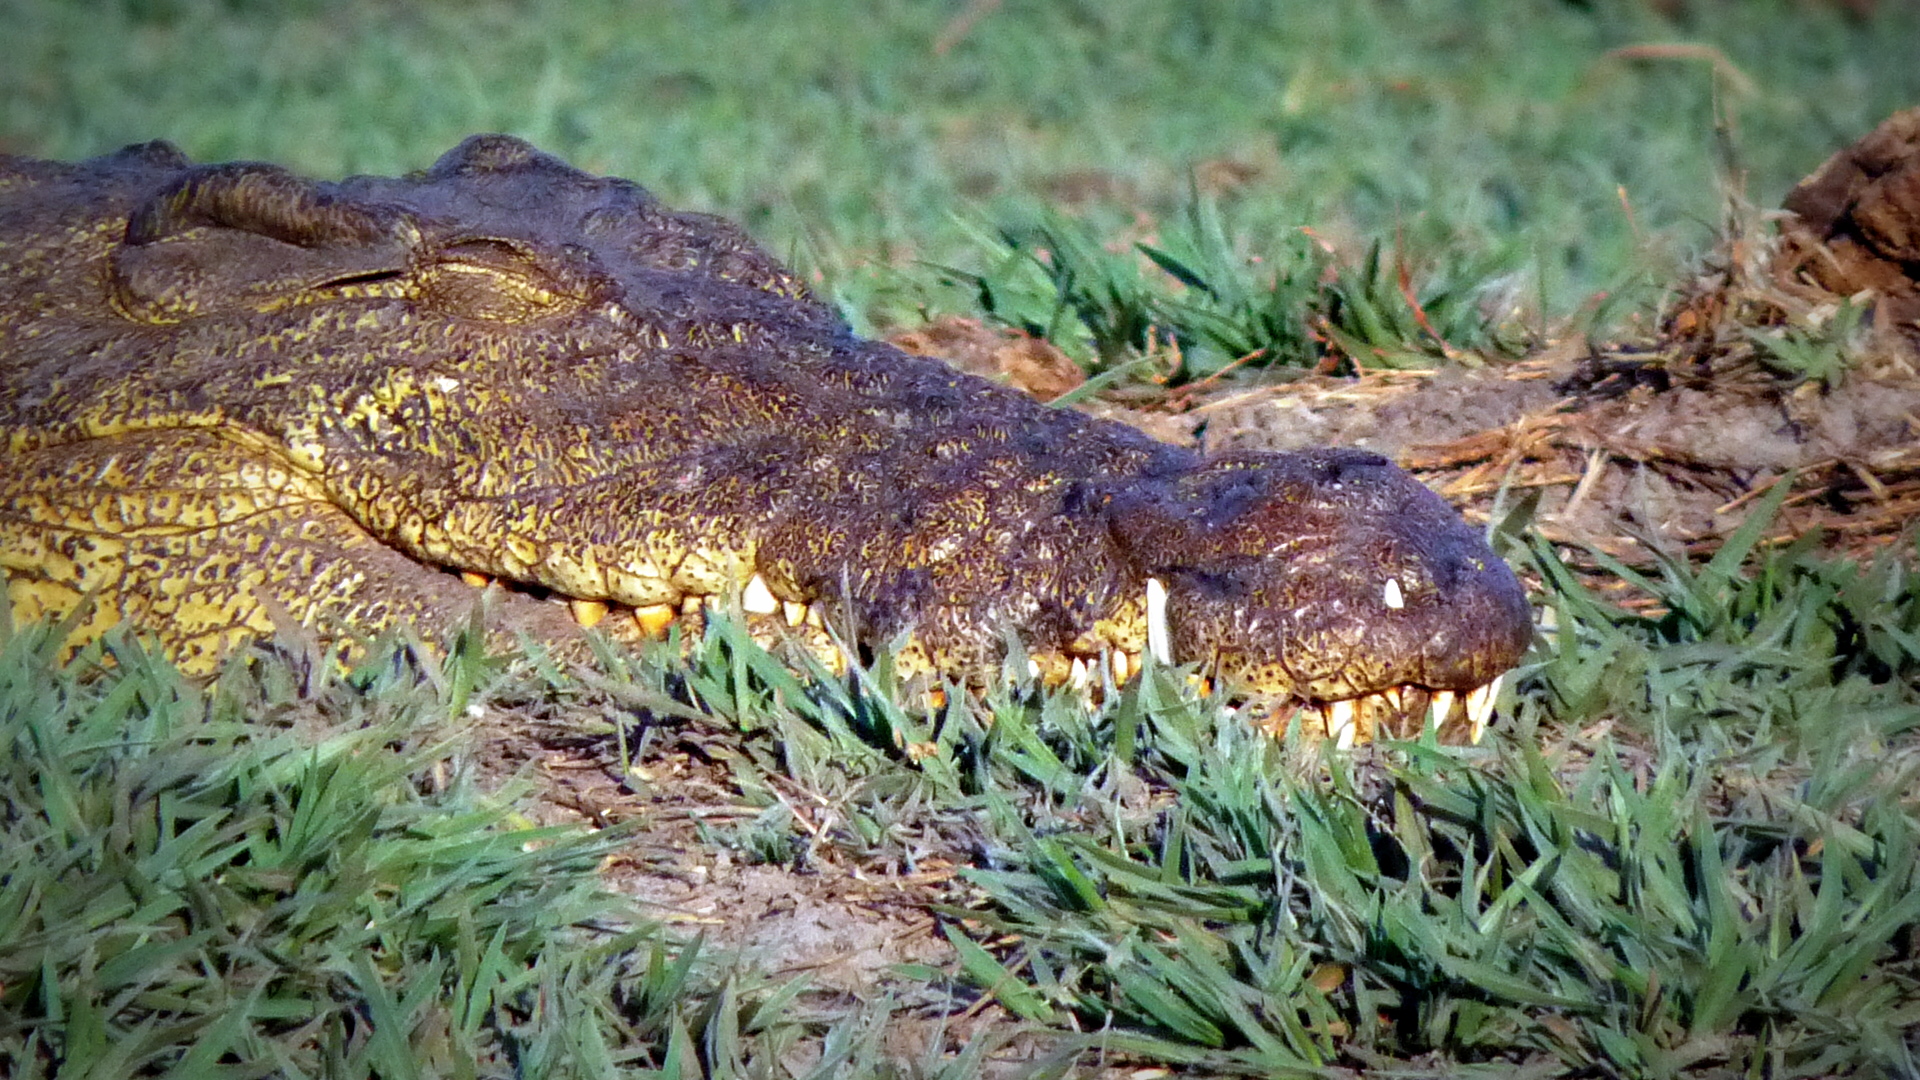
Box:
[1779,106,1920,350]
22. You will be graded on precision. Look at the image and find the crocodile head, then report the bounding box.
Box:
[0,135,1533,743]
[1109,449,1532,740]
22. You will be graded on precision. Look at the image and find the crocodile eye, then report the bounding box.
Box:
[418,236,598,323]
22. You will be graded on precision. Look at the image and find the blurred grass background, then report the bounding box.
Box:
[6,0,1918,327]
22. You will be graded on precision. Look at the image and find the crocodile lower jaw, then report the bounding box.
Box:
[1285,677,1505,747]
[515,571,1504,746]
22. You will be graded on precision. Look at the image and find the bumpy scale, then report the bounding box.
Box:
[0,136,1533,741]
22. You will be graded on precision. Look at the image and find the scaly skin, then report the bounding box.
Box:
[0,136,1531,740]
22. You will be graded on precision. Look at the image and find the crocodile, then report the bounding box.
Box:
[0,136,1531,743]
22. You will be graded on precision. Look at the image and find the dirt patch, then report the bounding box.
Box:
[474,705,966,987]
[1779,106,1920,351]
[890,316,1086,402]
[1197,352,1920,566]
[1194,359,1564,461]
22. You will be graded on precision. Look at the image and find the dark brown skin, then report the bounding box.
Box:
[0,136,1530,736]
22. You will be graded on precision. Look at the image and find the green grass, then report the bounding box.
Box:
[6,0,1919,326]
[0,623,830,1079]
[941,202,1533,377]
[8,502,1918,1077]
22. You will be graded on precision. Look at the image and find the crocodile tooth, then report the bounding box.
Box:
[1382,685,1405,711]
[1464,675,1502,743]
[1069,657,1090,689]
[783,601,807,627]
[460,571,492,588]
[633,603,675,638]
[1111,649,1133,684]
[804,603,825,628]
[1326,698,1357,749]
[1382,578,1404,610]
[1027,658,1042,679]
[681,596,703,616]
[1429,689,1456,730]
[569,598,610,628]
[1145,577,1172,664]
[741,573,779,615]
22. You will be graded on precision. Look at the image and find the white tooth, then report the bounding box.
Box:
[741,573,779,615]
[1382,579,1404,610]
[1327,699,1357,749]
[1069,657,1090,689]
[1429,689,1456,730]
[1145,577,1172,665]
[1027,658,1042,679]
[783,601,807,627]
[1465,675,1502,743]
[1383,685,1405,711]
